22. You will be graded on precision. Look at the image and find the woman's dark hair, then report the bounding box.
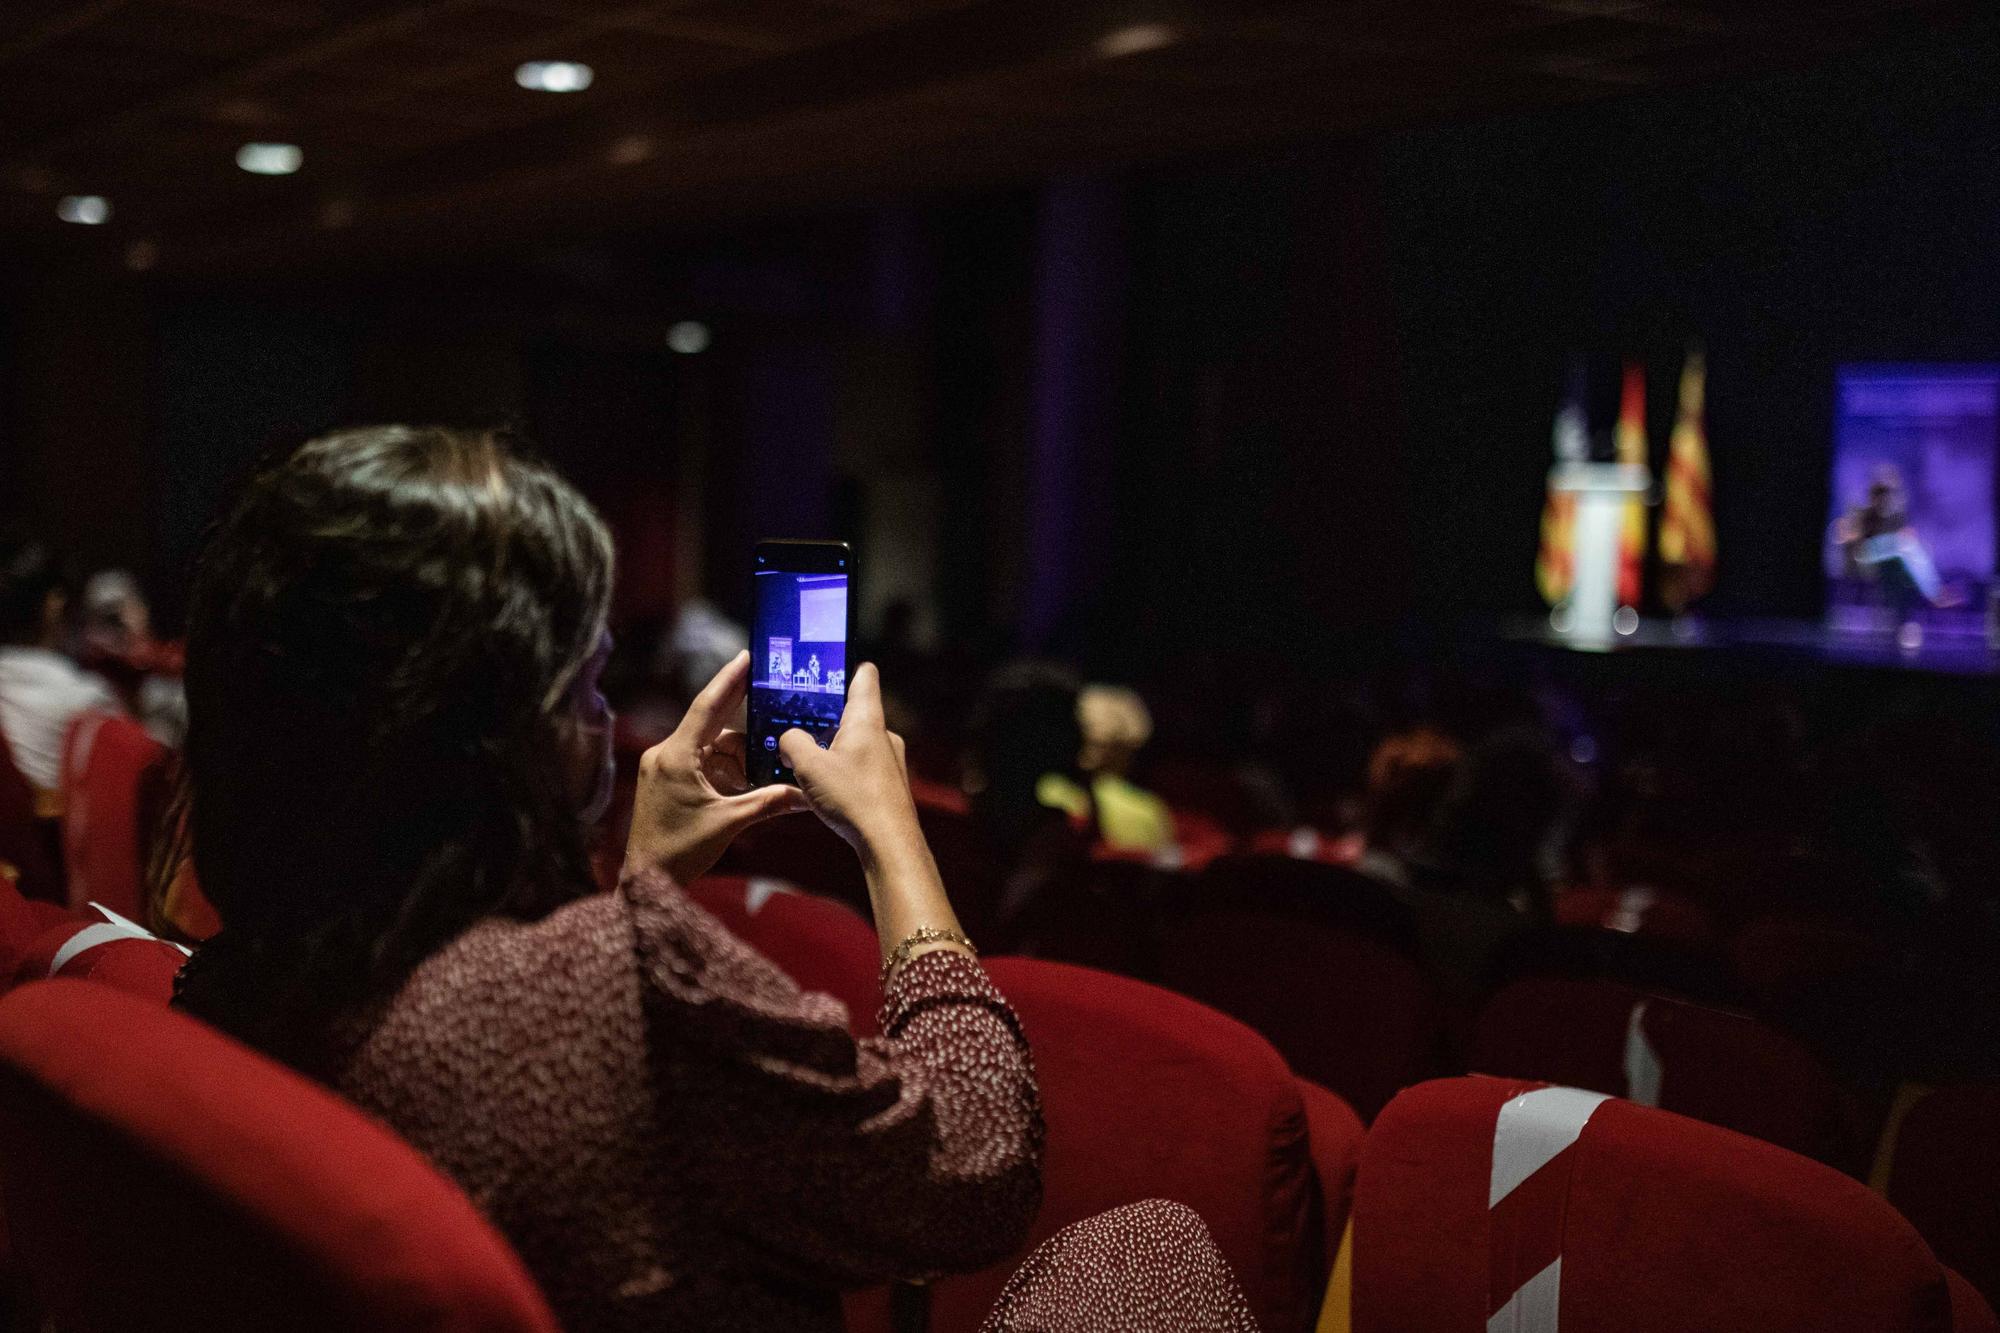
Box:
[171,426,613,1065]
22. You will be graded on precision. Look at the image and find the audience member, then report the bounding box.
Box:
[0,528,122,796]
[1389,727,1570,1006]
[1071,684,1175,852]
[171,426,1256,1333]
[964,661,1093,929]
[77,567,187,747]
[1352,727,1463,888]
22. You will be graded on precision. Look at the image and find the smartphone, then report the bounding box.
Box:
[746,540,853,786]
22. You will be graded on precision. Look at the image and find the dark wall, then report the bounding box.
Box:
[6,17,1997,669]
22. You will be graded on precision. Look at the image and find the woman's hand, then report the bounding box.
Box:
[625,650,809,887]
[782,664,967,962]
[778,663,922,862]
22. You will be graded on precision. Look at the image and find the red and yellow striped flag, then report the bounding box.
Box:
[1659,348,1716,613]
[1535,365,1588,607]
[1614,361,1649,608]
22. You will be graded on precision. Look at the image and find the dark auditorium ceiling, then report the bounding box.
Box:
[0,0,1981,276]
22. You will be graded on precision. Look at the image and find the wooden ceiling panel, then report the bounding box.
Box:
[0,0,1982,275]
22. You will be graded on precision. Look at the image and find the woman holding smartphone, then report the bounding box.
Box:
[173,426,1254,1332]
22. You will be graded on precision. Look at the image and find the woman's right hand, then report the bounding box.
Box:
[781,664,967,961]
[778,663,921,864]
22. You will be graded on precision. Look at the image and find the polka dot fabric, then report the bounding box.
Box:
[327,869,1041,1331]
[316,868,1257,1331]
[981,1199,1261,1333]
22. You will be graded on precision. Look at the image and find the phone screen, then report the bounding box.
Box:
[747,541,851,786]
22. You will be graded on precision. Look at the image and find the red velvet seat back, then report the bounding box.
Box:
[1006,858,1169,980]
[715,809,870,913]
[1554,886,1716,945]
[924,958,1338,1333]
[58,712,169,921]
[1470,975,1852,1166]
[1,878,74,984]
[0,980,560,1333]
[13,903,189,1001]
[1155,857,1438,1121]
[1883,1085,2000,1317]
[685,874,881,1034]
[1350,1075,1989,1333]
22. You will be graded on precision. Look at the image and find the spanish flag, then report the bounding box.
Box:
[1659,347,1716,613]
[1614,361,1649,609]
[1535,363,1588,607]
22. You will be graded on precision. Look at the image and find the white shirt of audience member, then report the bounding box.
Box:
[0,646,121,791]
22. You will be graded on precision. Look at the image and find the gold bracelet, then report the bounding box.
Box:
[881,926,976,983]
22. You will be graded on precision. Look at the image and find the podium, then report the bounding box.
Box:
[1551,461,1651,647]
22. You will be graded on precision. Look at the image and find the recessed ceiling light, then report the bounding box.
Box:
[667,321,711,355]
[516,61,593,93]
[57,195,110,225]
[236,142,303,175]
[1095,22,1180,58]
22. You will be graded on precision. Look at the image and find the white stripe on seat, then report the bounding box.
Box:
[1489,1086,1611,1207]
[1487,1256,1563,1333]
[1622,1001,1663,1106]
[745,877,795,915]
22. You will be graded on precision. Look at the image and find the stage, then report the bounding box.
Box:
[1500,614,2000,680]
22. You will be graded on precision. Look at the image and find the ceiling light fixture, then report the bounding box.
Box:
[1095,22,1181,59]
[667,321,711,355]
[516,61,593,92]
[236,142,304,175]
[56,195,110,225]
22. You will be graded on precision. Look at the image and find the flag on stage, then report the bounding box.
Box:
[1659,347,1716,613]
[1536,361,1588,607]
[1614,360,1649,608]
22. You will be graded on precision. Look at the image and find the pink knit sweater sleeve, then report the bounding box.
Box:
[623,870,1044,1287]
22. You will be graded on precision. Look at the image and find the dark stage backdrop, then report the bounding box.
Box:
[3,17,1996,676]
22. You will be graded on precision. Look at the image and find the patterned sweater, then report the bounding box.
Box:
[329,869,1044,1332]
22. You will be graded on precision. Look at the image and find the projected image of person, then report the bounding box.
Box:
[1834,465,1958,617]
[751,571,848,745]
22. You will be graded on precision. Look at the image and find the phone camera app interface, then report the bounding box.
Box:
[751,568,847,781]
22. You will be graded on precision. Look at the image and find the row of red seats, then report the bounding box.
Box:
[0,873,1994,1332]
[0,711,170,925]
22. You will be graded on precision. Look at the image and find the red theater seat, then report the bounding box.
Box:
[1880,1085,2000,1317]
[883,958,1352,1333]
[58,712,170,921]
[1469,975,1853,1167]
[13,903,189,1001]
[685,874,881,1034]
[0,979,560,1333]
[1555,885,1716,945]
[1297,1076,1365,1277]
[716,810,867,906]
[1005,857,1167,979]
[1327,1074,1994,1333]
[1,879,72,983]
[1245,824,1366,866]
[1154,856,1438,1121]
[1731,912,1889,1014]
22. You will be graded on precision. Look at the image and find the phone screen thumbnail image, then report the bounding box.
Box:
[749,570,849,774]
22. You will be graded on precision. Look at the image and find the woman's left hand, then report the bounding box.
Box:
[625,650,809,886]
